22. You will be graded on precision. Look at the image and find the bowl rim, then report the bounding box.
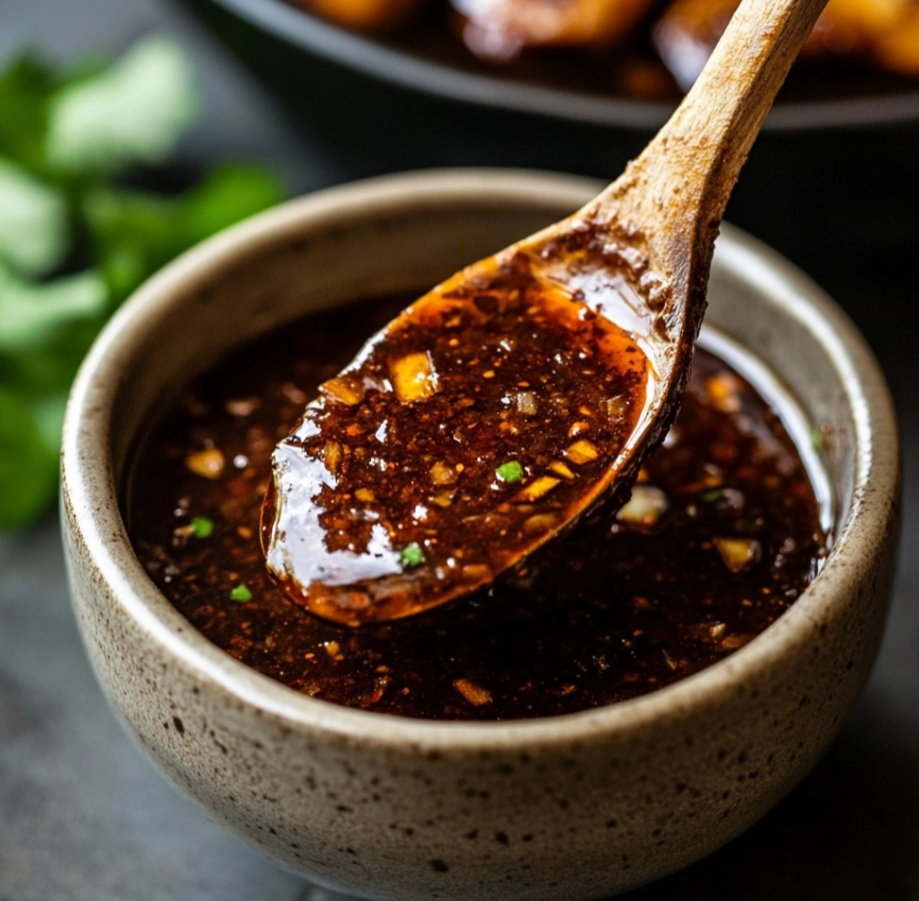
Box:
[197,0,919,132]
[63,168,899,751]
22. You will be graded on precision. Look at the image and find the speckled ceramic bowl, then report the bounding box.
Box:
[62,170,899,901]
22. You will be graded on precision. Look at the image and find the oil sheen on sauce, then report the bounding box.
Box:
[127,292,829,722]
[263,249,653,625]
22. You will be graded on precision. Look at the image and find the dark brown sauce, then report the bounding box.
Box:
[263,250,650,625]
[127,293,828,721]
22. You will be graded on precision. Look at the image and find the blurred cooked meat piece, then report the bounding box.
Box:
[653,0,919,89]
[299,0,430,30]
[874,15,919,76]
[451,0,658,60]
[841,0,919,76]
[650,0,738,89]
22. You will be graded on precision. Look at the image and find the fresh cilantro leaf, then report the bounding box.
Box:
[0,56,55,170]
[183,164,285,244]
[83,186,187,296]
[83,166,283,298]
[0,158,69,277]
[0,264,107,352]
[0,320,105,398]
[28,391,69,455]
[0,387,59,531]
[0,39,285,533]
[46,37,197,174]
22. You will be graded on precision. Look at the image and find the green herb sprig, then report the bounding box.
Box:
[0,38,285,531]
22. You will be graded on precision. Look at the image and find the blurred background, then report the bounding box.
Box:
[1,0,917,898]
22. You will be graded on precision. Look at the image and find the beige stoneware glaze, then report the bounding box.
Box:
[62,171,899,901]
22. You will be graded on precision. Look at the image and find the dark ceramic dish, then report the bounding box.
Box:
[178,0,919,132]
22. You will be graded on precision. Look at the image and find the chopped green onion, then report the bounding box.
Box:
[701,488,723,503]
[229,583,252,602]
[399,543,425,569]
[810,428,824,451]
[496,461,523,484]
[189,515,214,538]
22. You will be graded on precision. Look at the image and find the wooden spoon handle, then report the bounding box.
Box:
[643,0,831,223]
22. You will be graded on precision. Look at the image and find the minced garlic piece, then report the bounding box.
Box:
[714,537,762,573]
[515,475,560,501]
[549,461,576,479]
[185,448,225,479]
[430,461,456,485]
[454,679,492,706]
[565,439,599,464]
[321,375,365,406]
[390,352,438,403]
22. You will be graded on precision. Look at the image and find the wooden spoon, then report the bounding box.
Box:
[262,0,829,627]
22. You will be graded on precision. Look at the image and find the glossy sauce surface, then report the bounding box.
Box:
[264,251,650,624]
[128,294,828,721]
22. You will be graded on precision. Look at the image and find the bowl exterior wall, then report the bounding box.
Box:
[64,528,894,900]
[62,172,899,901]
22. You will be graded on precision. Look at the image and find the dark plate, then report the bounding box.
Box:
[189,0,919,132]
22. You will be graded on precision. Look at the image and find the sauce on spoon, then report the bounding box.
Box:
[263,0,831,625]
[263,238,655,624]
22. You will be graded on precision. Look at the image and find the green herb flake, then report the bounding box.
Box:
[189,516,214,539]
[399,543,425,569]
[229,583,253,603]
[496,461,523,484]
[701,488,723,503]
[810,428,825,451]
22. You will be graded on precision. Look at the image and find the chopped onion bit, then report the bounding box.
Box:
[714,537,762,573]
[565,439,600,464]
[390,352,438,404]
[453,679,493,706]
[185,448,225,479]
[515,475,560,502]
[617,485,669,528]
[320,375,365,406]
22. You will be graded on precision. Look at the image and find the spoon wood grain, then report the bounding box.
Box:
[262,0,830,626]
